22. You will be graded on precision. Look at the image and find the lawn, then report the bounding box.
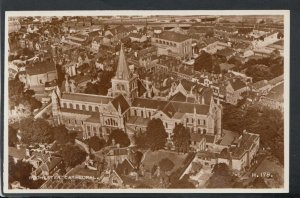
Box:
[254,156,284,188]
[141,150,188,174]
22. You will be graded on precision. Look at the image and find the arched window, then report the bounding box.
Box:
[203,120,206,126]
[69,103,73,109]
[89,106,93,111]
[95,106,99,112]
[76,104,80,110]
[203,129,206,134]
[63,103,67,108]
[198,128,201,134]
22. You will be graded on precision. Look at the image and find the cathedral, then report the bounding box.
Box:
[51,44,222,144]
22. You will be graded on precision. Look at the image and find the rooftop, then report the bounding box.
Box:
[26,60,56,76]
[159,31,190,43]
[61,93,112,104]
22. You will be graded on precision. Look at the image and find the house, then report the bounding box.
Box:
[31,156,63,179]
[151,31,193,60]
[25,59,58,91]
[259,82,283,112]
[105,25,130,43]
[230,131,260,171]
[251,80,270,95]
[128,33,147,43]
[190,133,206,152]
[200,38,230,54]
[91,36,103,53]
[215,48,236,60]
[225,78,248,105]
[108,158,138,188]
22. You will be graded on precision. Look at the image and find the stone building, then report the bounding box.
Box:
[51,44,222,143]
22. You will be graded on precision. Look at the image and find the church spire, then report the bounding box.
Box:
[115,44,130,80]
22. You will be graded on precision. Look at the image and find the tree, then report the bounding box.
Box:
[8,78,25,107]
[158,158,175,172]
[61,144,87,167]
[108,129,130,147]
[9,157,33,188]
[9,126,18,147]
[172,123,190,153]
[84,82,98,95]
[19,118,54,144]
[207,163,237,188]
[53,125,70,144]
[145,118,168,151]
[87,136,106,151]
[194,51,213,72]
[169,175,196,188]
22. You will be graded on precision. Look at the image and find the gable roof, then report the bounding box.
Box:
[229,78,247,91]
[159,31,190,43]
[132,98,168,110]
[110,94,130,114]
[169,92,187,102]
[162,101,210,117]
[26,60,56,75]
[61,93,112,104]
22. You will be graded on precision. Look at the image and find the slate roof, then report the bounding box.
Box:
[126,116,150,126]
[132,98,168,110]
[215,48,235,57]
[162,101,210,117]
[169,92,187,102]
[26,61,56,75]
[111,94,130,114]
[61,93,112,104]
[229,78,247,91]
[231,132,259,159]
[159,31,190,43]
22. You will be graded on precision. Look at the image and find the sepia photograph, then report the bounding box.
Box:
[3,10,289,193]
